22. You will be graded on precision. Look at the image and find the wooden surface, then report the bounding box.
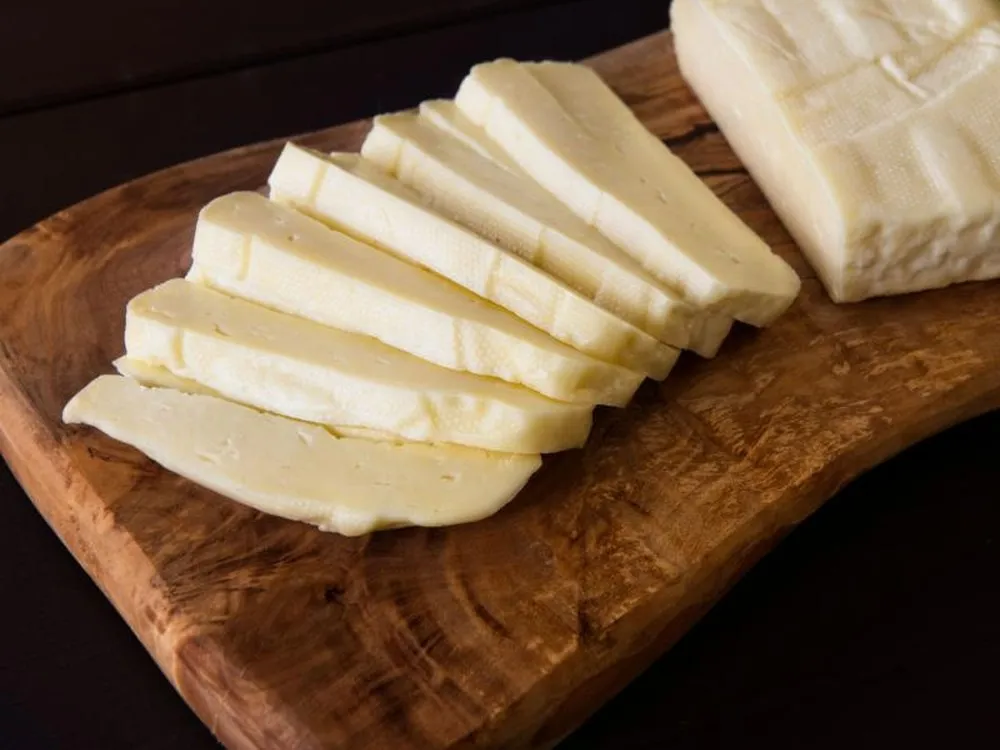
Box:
[1,26,999,750]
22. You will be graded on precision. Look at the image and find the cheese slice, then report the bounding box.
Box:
[419,99,520,169]
[672,0,1000,302]
[124,279,592,454]
[362,112,733,357]
[188,191,639,406]
[454,59,801,325]
[113,356,399,442]
[63,375,541,537]
[267,143,680,379]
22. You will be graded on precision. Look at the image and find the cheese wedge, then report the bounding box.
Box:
[672,0,1000,302]
[362,112,733,357]
[188,192,640,405]
[64,375,540,536]
[454,59,801,325]
[267,143,679,379]
[124,279,592,453]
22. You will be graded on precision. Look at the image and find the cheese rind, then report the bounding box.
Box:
[267,143,680,380]
[362,112,733,357]
[63,375,541,537]
[188,191,640,406]
[454,59,801,325]
[672,0,1000,302]
[123,279,593,453]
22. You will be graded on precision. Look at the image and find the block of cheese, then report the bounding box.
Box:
[188,192,640,406]
[64,375,541,536]
[362,112,733,357]
[267,143,679,380]
[124,279,592,454]
[454,59,801,325]
[672,0,1000,302]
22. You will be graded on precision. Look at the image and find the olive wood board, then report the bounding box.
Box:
[1,30,998,750]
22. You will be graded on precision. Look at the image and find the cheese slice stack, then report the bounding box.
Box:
[361,110,733,357]
[188,191,641,405]
[672,0,1000,302]
[124,279,592,453]
[64,375,541,537]
[453,59,801,325]
[267,144,680,380]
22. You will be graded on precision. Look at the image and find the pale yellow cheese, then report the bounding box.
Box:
[419,99,519,169]
[113,356,405,442]
[362,112,733,357]
[187,191,640,406]
[454,59,801,325]
[267,143,680,380]
[123,278,592,454]
[672,0,1000,302]
[63,375,541,537]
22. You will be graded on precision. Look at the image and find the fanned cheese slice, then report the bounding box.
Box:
[124,279,592,454]
[64,375,541,537]
[420,99,520,170]
[454,59,801,325]
[672,0,1000,302]
[362,112,733,357]
[267,143,680,380]
[188,191,640,406]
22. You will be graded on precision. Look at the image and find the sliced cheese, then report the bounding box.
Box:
[123,278,592,454]
[362,111,733,357]
[63,375,540,537]
[188,191,640,406]
[672,0,1000,302]
[267,143,679,379]
[419,99,519,169]
[454,59,801,325]
[113,356,398,441]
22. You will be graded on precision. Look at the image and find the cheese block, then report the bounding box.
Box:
[672,0,1000,303]
[188,191,640,406]
[123,279,593,454]
[63,375,541,537]
[362,112,733,357]
[454,59,801,325]
[267,143,680,380]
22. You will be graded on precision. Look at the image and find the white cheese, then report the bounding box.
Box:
[63,375,541,537]
[419,99,520,169]
[362,112,733,357]
[672,0,1000,302]
[113,356,398,441]
[187,191,640,406]
[123,279,593,454]
[267,143,680,379]
[454,59,801,325]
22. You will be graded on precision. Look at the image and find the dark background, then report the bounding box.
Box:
[1,1,997,748]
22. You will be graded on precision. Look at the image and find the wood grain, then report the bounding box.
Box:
[1,30,999,750]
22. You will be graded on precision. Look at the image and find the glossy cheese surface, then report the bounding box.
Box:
[64,375,541,537]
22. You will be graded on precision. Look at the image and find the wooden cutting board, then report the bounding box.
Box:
[2,30,999,750]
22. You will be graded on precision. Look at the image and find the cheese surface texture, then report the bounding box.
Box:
[454,59,801,325]
[267,144,680,379]
[188,192,640,406]
[123,279,593,453]
[362,112,733,357]
[64,376,541,537]
[673,0,1000,302]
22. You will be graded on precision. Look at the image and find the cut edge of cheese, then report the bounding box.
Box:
[63,374,541,537]
[267,142,680,379]
[454,58,801,326]
[362,111,723,355]
[124,278,594,454]
[188,191,643,406]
